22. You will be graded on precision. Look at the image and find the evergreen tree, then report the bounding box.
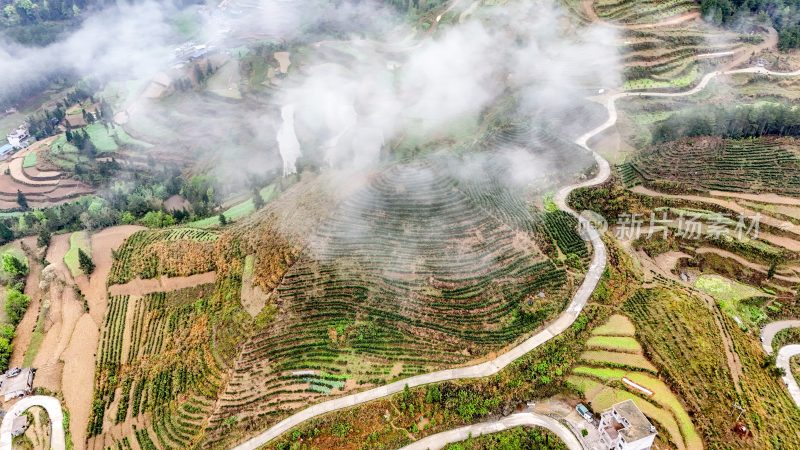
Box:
[78,248,95,274]
[16,190,28,210]
[37,228,52,248]
[219,213,227,225]
[252,188,265,210]
[0,223,13,244]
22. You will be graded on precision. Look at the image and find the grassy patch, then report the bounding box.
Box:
[189,184,277,228]
[591,314,635,336]
[243,254,255,279]
[85,123,119,153]
[207,61,242,100]
[64,231,91,277]
[694,274,767,326]
[23,304,48,367]
[573,365,626,380]
[50,134,79,155]
[22,153,37,168]
[580,350,657,372]
[112,126,152,148]
[585,335,642,353]
[566,375,605,398]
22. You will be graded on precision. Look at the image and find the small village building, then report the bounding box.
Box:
[0,368,34,401]
[598,399,657,450]
[65,115,87,129]
[6,126,29,149]
[11,415,28,437]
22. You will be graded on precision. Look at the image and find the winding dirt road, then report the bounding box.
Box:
[760,321,800,406]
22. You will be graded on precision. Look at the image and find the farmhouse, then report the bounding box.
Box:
[598,399,657,450]
[65,115,87,129]
[0,368,34,401]
[6,126,30,149]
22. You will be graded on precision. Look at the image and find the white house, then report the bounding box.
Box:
[0,368,34,401]
[598,399,657,450]
[6,126,30,149]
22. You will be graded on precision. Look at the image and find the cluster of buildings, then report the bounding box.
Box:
[578,399,657,450]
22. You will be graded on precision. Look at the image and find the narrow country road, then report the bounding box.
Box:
[760,320,800,354]
[0,395,65,450]
[760,321,800,407]
[777,345,800,406]
[397,412,583,450]
[231,66,800,450]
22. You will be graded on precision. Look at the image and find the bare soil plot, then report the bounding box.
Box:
[107,271,217,297]
[62,313,99,450]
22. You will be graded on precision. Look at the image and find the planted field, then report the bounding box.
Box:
[590,313,635,336]
[206,161,576,445]
[694,274,769,327]
[89,285,247,448]
[85,123,119,153]
[108,228,218,285]
[632,136,800,195]
[188,184,278,228]
[570,314,700,450]
[594,0,697,24]
[580,350,657,372]
[541,211,588,258]
[64,231,91,277]
[585,335,641,352]
[619,26,741,91]
[22,152,37,168]
[623,287,800,448]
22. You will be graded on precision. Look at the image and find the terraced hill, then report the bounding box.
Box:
[593,0,698,25]
[204,160,583,445]
[631,136,800,195]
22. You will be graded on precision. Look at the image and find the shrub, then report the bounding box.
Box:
[5,288,31,325]
[2,253,27,278]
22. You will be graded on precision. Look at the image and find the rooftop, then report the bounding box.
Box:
[0,368,33,396]
[604,399,655,442]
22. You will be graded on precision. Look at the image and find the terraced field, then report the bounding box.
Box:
[568,314,701,450]
[107,228,218,285]
[88,284,249,449]
[205,161,584,445]
[620,25,743,90]
[623,287,800,448]
[631,136,800,194]
[593,0,698,25]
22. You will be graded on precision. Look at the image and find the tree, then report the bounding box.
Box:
[5,288,30,325]
[253,189,265,210]
[78,248,95,275]
[768,260,778,279]
[0,223,13,244]
[219,213,227,225]
[2,253,27,277]
[37,228,51,248]
[16,190,27,210]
